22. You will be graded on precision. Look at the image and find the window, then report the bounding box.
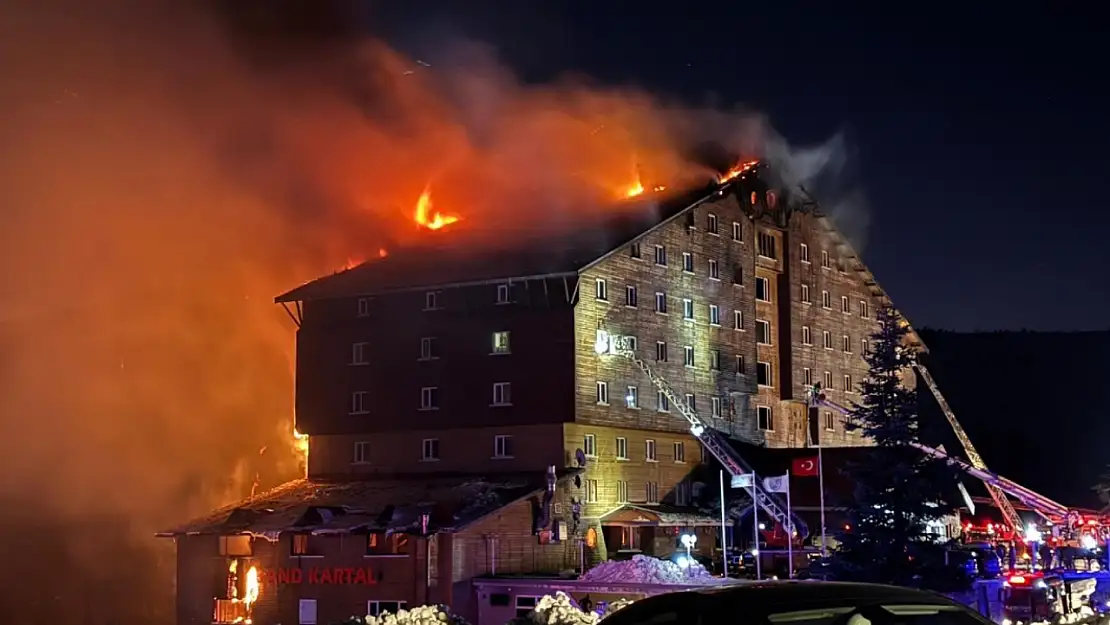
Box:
[367,532,408,555]
[493,435,513,458]
[683,345,695,367]
[684,212,695,229]
[823,330,832,349]
[802,326,812,345]
[675,480,691,506]
[350,391,368,415]
[357,297,371,317]
[709,304,720,325]
[708,259,720,280]
[655,292,667,313]
[368,602,408,618]
[491,331,510,354]
[586,479,599,502]
[735,354,746,374]
[757,232,777,259]
[655,341,668,362]
[843,374,853,392]
[654,245,667,266]
[821,250,831,268]
[859,299,870,318]
[424,291,439,310]
[822,290,831,309]
[419,337,438,360]
[803,367,812,385]
[351,342,368,365]
[756,362,772,386]
[353,441,369,464]
[496,283,511,304]
[292,533,319,556]
[421,438,440,461]
[616,437,628,459]
[420,387,439,411]
[218,536,252,557]
[842,295,850,313]
[492,382,511,406]
[842,335,851,353]
[674,442,686,463]
[656,391,670,412]
[584,434,597,457]
[707,213,719,234]
[710,349,721,370]
[862,338,870,355]
[755,277,770,302]
[732,221,742,241]
[756,319,771,344]
[625,386,639,409]
[801,284,811,304]
[646,482,660,504]
[732,265,743,285]
[682,252,694,273]
[734,309,745,330]
[757,406,773,431]
[514,597,542,619]
[646,439,657,461]
[595,278,608,301]
[711,396,722,418]
[800,243,810,263]
[825,411,835,431]
[838,258,848,273]
[682,298,694,320]
[625,285,638,307]
[617,481,629,503]
[685,393,697,411]
[824,370,833,389]
[299,599,318,625]
[629,242,641,259]
[596,381,609,405]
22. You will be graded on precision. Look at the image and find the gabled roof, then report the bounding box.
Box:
[156,470,579,537]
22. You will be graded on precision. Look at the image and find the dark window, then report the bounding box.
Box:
[629,243,641,259]
[757,232,777,259]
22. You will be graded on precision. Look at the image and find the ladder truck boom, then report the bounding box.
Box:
[594,330,808,537]
[806,388,1067,526]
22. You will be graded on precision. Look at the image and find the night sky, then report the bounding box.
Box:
[363,1,1108,331]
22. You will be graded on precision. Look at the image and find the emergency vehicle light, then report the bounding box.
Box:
[1008,575,1028,585]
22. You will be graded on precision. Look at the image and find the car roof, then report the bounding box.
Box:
[682,581,957,606]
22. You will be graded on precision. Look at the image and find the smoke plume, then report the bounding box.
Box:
[0,1,848,622]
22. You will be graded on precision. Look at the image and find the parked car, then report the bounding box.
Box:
[599,580,993,625]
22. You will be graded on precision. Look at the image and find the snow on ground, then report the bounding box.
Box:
[579,554,729,585]
[361,604,470,625]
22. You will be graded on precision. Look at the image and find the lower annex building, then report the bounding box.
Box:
[159,164,925,624]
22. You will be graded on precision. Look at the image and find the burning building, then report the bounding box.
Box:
[159,164,911,624]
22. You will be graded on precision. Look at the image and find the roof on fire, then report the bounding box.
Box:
[273,165,925,349]
[156,470,580,538]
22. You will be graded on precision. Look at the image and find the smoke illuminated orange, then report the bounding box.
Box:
[413,187,460,230]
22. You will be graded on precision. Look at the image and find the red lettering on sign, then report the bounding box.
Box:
[353,568,367,585]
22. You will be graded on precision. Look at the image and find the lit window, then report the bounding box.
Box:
[625,385,639,409]
[492,331,510,354]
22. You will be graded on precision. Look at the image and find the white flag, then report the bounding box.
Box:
[731,474,754,489]
[763,473,790,493]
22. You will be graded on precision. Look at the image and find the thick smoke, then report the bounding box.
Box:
[0,1,847,622]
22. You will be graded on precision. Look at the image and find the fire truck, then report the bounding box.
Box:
[1000,571,1105,625]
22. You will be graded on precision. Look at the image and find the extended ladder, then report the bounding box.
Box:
[595,330,808,536]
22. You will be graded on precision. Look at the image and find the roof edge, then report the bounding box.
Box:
[275,270,579,304]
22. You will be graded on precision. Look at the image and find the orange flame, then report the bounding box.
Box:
[720,160,760,184]
[414,186,460,230]
[378,248,388,258]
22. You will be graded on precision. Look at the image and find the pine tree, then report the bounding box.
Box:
[831,304,961,586]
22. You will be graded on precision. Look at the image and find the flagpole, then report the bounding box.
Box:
[786,471,794,579]
[818,445,828,557]
[751,475,761,580]
[719,470,728,577]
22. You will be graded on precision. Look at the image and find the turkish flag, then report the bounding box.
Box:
[792,456,819,477]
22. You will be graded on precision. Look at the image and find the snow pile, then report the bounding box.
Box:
[357,604,469,625]
[599,598,634,617]
[580,555,724,585]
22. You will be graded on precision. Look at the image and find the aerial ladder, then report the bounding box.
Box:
[594,329,809,538]
[805,381,1070,529]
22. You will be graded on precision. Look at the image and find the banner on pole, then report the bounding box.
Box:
[731,474,754,488]
[763,474,790,493]
[792,457,819,477]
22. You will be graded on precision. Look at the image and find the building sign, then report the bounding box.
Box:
[260,567,378,586]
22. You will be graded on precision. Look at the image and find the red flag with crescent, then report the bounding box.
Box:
[792,456,819,477]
